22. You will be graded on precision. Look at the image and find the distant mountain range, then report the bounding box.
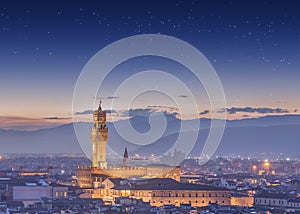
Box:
[0,114,299,157]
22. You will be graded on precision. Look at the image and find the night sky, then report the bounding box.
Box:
[1,0,300,129]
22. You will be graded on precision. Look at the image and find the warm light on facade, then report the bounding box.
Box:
[251,179,257,184]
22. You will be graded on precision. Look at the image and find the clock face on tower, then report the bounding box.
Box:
[99,117,105,123]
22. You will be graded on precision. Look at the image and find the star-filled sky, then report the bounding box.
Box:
[1,0,300,130]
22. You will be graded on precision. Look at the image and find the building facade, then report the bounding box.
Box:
[12,184,68,207]
[254,194,300,212]
[231,196,254,207]
[90,177,231,207]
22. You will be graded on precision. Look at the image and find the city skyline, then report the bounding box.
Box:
[1,2,300,211]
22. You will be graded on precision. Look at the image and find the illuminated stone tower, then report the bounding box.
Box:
[90,101,108,168]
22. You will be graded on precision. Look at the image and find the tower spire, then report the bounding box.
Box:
[124,147,129,159]
[123,147,129,167]
[98,100,102,111]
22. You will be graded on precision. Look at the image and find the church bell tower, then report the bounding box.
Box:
[90,101,108,168]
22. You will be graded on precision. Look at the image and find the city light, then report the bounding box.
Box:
[263,161,270,167]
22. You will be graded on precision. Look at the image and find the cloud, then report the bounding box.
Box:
[219,107,289,114]
[242,114,250,118]
[147,105,178,111]
[178,95,188,98]
[107,96,120,99]
[0,116,71,131]
[43,117,70,120]
[147,105,179,115]
[120,107,178,118]
[75,109,117,115]
[199,110,210,115]
[75,110,94,115]
[105,109,117,114]
[120,108,152,117]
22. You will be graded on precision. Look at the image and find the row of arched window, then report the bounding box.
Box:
[152,192,226,197]
[151,200,226,204]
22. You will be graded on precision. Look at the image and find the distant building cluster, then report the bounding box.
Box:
[0,105,300,213]
[0,155,300,213]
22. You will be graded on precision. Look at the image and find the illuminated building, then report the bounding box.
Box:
[77,102,180,189]
[76,103,233,207]
[90,101,108,168]
[88,177,231,207]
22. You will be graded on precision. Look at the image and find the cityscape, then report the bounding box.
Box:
[1,1,300,214]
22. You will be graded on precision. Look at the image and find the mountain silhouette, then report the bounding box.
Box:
[0,114,299,157]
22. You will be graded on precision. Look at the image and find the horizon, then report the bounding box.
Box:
[1,109,300,131]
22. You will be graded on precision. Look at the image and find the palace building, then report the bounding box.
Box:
[77,102,231,207]
[87,177,231,206]
[77,102,180,189]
